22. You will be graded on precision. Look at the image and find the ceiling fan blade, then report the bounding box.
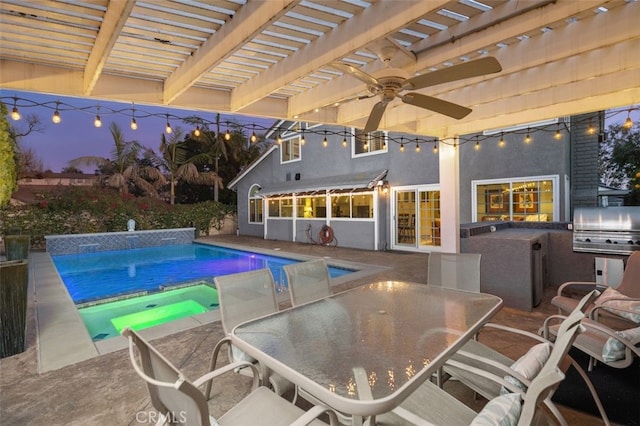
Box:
[401,93,471,119]
[330,62,382,89]
[363,102,387,133]
[402,57,502,90]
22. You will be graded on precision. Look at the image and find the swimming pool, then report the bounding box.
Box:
[51,243,355,340]
[52,243,353,304]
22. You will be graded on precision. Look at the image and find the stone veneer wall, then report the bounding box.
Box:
[45,228,196,255]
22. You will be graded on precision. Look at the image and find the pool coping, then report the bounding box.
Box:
[34,240,388,372]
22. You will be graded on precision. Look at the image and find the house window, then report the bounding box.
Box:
[296,196,326,218]
[353,129,387,156]
[330,191,373,218]
[474,176,558,222]
[268,197,293,218]
[281,137,301,163]
[248,184,263,223]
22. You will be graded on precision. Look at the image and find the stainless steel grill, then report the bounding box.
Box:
[573,207,640,254]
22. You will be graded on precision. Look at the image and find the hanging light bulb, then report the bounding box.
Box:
[382,137,386,149]
[51,102,61,124]
[554,124,562,140]
[277,132,282,144]
[94,109,102,128]
[193,126,200,137]
[415,142,421,153]
[474,136,480,151]
[498,133,505,147]
[624,110,633,129]
[300,130,305,145]
[10,97,20,121]
[130,103,137,130]
[587,120,596,135]
[250,125,257,143]
[322,131,328,147]
[432,139,438,154]
[524,128,531,144]
[224,127,231,141]
[400,143,405,152]
[165,115,172,134]
[342,136,347,147]
[363,139,368,150]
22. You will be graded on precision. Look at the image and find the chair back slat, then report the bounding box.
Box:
[123,328,209,425]
[618,251,640,297]
[214,269,279,334]
[284,259,332,306]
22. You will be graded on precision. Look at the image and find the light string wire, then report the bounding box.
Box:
[3,95,637,149]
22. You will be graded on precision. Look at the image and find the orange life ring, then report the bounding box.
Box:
[319,225,334,245]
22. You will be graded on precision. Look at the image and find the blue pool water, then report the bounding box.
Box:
[52,243,353,304]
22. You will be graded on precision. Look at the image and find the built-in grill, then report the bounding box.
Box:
[573,206,640,255]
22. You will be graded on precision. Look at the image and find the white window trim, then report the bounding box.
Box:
[248,184,263,224]
[471,175,559,222]
[280,136,302,164]
[351,128,389,158]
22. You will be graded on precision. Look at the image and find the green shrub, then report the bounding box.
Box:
[0,187,237,249]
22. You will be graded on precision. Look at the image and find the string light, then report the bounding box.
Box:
[51,101,61,124]
[300,130,305,145]
[10,97,20,121]
[250,125,257,143]
[415,140,421,153]
[432,139,438,154]
[400,142,405,152]
[322,131,328,147]
[165,114,172,134]
[624,110,633,128]
[498,132,505,147]
[193,126,200,137]
[3,95,636,148]
[277,132,282,144]
[94,107,102,128]
[474,136,480,151]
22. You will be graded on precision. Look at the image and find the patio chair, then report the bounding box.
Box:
[204,269,293,400]
[122,327,339,426]
[284,259,332,306]
[369,316,588,426]
[427,252,481,293]
[552,251,640,329]
[542,314,640,372]
[442,290,610,425]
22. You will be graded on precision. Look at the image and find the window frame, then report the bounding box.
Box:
[248,184,263,224]
[352,129,388,157]
[280,136,302,164]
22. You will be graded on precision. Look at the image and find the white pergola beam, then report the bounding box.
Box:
[229,0,451,113]
[83,1,134,95]
[163,0,299,104]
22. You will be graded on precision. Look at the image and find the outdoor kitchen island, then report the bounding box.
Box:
[460,220,630,311]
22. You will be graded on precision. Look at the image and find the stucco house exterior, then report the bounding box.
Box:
[228,112,601,253]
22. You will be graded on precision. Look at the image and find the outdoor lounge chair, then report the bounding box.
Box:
[427,252,481,293]
[542,315,640,372]
[369,315,588,426]
[284,258,332,306]
[552,251,640,329]
[122,327,339,426]
[204,269,293,399]
[442,290,610,425]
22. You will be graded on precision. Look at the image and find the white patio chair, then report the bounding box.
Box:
[443,290,610,425]
[122,327,339,426]
[284,258,332,306]
[369,316,588,426]
[204,268,293,399]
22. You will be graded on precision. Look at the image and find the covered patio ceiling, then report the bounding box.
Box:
[1,0,638,138]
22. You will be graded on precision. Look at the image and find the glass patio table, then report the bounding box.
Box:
[231,281,503,422]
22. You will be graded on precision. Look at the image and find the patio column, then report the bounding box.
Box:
[438,139,460,253]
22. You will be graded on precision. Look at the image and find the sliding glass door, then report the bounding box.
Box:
[393,185,440,251]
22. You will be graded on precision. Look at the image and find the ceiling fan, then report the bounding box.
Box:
[331,50,502,133]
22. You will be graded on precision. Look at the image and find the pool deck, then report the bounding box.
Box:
[0,235,609,425]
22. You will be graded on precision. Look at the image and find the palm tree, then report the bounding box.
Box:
[69,122,165,196]
[158,127,222,205]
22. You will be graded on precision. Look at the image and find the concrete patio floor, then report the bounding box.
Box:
[0,234,609,425]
